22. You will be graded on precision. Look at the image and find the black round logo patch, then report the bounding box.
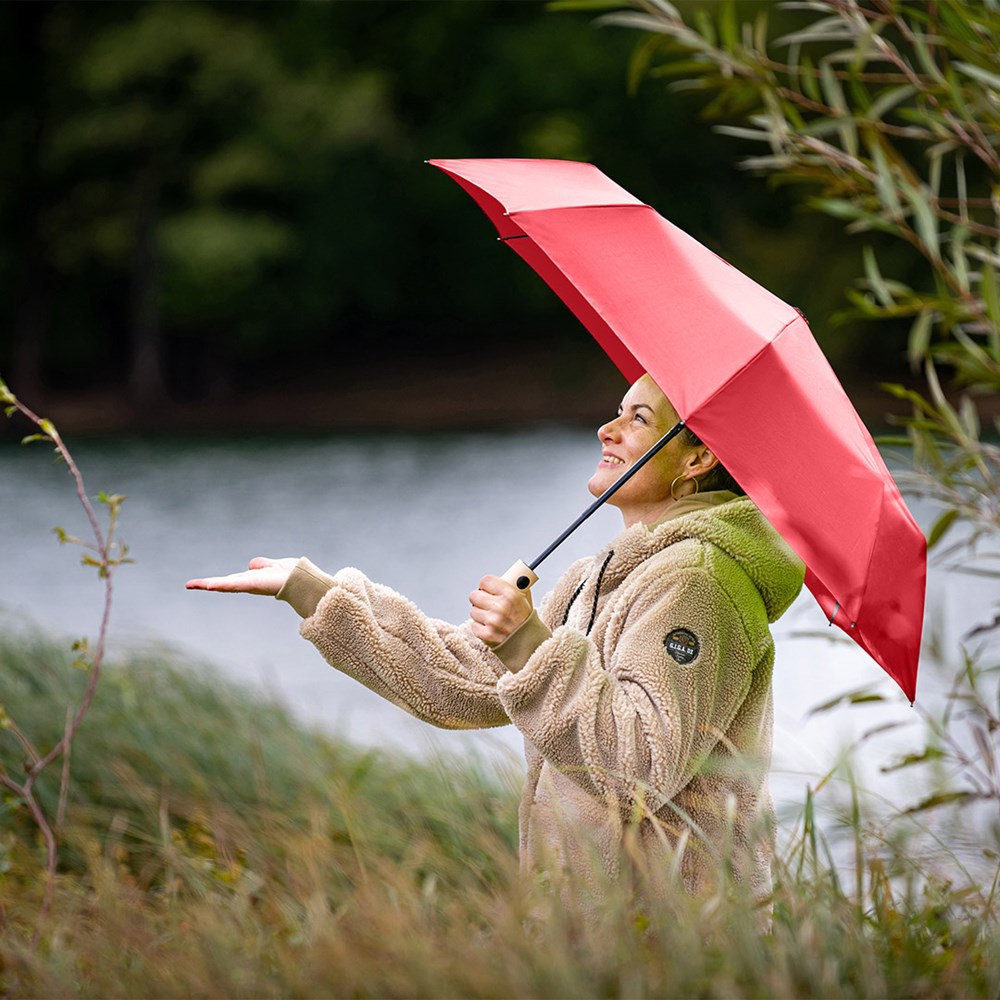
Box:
[665,628,700,664]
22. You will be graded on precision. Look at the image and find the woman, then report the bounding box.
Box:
[187,374,804,905]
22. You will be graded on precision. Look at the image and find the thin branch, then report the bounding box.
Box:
[10,396,107,555]
[24,789,58,947]
[28,578,111,784]
[868,24,1000,174]
[932,205,1000,239]
[3,718,42,767]
[56,704,73,834]
[0,772,25,798]
[0,380,125,945]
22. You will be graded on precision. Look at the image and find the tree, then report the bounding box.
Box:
[0,3,399,409]
[45,3,399,406]
[1,1,860,412]
[0,2,57,401]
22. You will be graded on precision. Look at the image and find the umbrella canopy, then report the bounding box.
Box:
[429,157,926,702]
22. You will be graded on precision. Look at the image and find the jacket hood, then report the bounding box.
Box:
[606,495,805,623]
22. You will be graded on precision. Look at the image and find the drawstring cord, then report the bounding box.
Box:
[562,580,587,627]
[561,550,615,636]
[586,551,614,635]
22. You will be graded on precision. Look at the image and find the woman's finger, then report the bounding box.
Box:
[186,568,281,595]
[470,586,498,607]
[187,557,298,596]
[185,572,252,591]
[469,617,503,645]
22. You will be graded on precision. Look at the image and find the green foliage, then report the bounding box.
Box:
[0,630,518,889]
[596,0,1000,388]
[0,0,868,404]
[41,3,379,354]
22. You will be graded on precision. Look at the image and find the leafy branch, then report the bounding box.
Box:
[0,374,131,940]
[588,0,1000,397]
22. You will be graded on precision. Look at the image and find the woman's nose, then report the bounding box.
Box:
[598,418,621,442]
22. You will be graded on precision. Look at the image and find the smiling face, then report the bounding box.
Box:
[587,374,718,527]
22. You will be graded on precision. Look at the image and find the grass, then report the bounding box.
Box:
[1,629,999,998]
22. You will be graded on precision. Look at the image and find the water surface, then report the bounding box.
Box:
[1,430,987,829]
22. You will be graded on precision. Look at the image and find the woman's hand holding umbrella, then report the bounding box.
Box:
[468,575,533,648]
[186,556,300,596]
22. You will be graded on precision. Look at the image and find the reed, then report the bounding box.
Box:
[2,631,999,998]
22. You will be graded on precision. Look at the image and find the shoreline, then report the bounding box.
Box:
[1,351,979,440]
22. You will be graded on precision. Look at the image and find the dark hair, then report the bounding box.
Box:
[680,427,746,496]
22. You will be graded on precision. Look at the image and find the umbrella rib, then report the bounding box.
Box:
[528,420,686,572]
[851,484,889,628]
[690,314,801,419]
[503,203,648,218]
[686,312,864,631]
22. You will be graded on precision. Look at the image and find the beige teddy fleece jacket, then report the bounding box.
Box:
[277,492,804,904]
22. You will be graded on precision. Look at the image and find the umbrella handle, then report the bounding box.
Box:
[501,559,538,592]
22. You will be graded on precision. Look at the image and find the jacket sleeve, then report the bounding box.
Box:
[494,559,759,809]
[296,565,511,730]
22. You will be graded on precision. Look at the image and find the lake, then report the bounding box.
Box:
[0,429,990,840]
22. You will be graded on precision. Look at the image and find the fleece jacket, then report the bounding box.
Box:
[277,492,804,905]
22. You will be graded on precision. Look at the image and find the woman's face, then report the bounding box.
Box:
[587,375,715,527]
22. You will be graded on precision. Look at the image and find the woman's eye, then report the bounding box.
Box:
[633,413,646,424]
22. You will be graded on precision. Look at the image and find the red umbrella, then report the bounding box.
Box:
[429,157,925,702]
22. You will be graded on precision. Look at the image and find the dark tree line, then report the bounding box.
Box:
[0,0,882,416]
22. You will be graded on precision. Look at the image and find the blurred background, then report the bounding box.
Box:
[0,0,920,435]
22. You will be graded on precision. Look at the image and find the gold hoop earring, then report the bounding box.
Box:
[670,475,699,501]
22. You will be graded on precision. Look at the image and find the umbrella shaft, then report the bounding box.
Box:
[529,420,686,572]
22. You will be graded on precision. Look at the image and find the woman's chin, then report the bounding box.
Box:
[587,474,608,498]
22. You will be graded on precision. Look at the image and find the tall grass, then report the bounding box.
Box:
[2,630,999,998]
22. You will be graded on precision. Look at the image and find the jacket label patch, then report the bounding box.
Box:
[665,628,699,664]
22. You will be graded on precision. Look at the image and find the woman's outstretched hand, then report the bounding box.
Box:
[186,556,300,596]
[469,574,533,647]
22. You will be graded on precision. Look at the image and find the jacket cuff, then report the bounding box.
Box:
[276,557,337,619]
[491,610,552,674]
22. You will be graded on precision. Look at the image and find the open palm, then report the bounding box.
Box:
[185,556,299,596]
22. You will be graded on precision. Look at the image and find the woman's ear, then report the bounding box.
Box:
[686,445,719,477]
